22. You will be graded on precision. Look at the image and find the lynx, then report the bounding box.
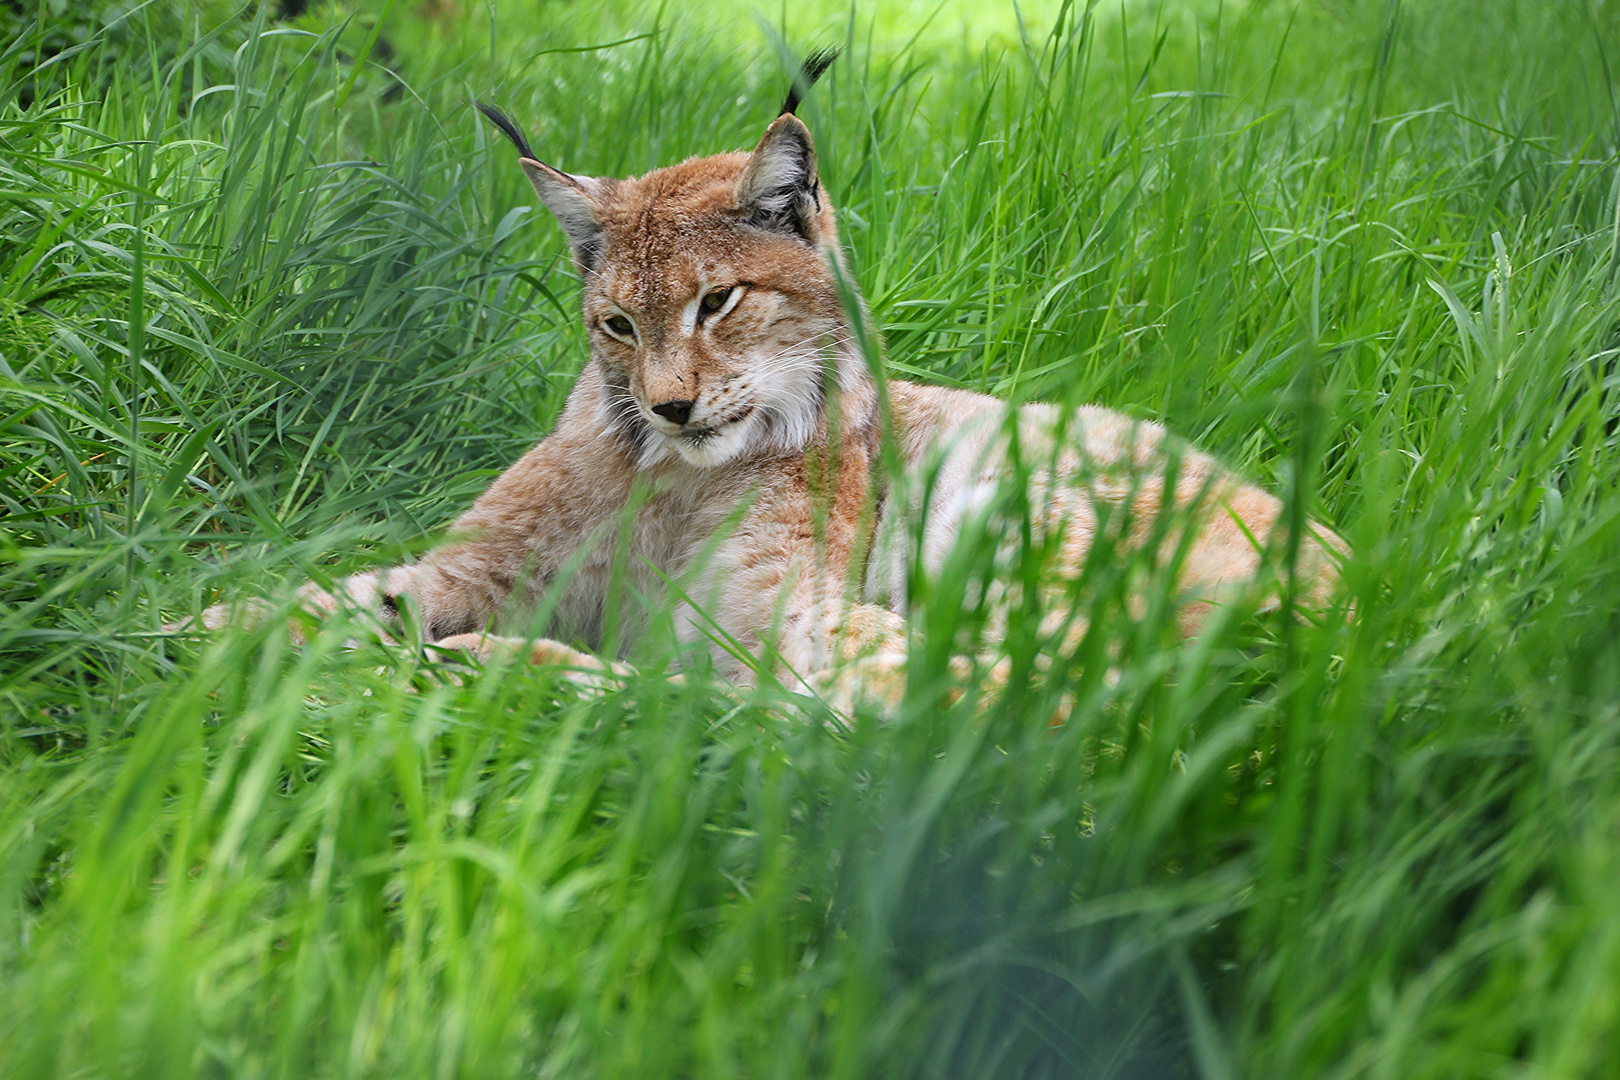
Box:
[181,54,1347,709]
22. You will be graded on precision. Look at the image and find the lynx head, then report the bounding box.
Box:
[479,50,857,469]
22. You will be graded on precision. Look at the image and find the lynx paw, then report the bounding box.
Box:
[802,650,1021,720]
[804,651,909,717]
[162,599,269,635]
[428,633,621,693]
[164,570,410,645]
[163,598,319,643]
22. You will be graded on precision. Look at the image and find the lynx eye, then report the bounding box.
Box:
[699,286,735,317]
[603,314,635,340]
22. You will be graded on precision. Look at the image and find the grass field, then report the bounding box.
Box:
[4,0,1620,1075]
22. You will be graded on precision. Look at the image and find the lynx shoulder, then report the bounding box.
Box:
[180,56,1347,708]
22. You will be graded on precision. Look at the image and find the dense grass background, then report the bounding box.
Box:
[4,0,1620,1075]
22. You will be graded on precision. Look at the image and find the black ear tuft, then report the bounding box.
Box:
[779,47,840,117]
[476,102,607,275]
[475,101,538,160]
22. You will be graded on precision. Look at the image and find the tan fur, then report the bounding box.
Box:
[180,109,1348,711]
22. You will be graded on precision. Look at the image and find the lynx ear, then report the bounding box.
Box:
[477,102,606,272]
[518,158,607,271]
[736,114,820,243]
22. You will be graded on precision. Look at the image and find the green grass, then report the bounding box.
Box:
[4,0,1620,1075]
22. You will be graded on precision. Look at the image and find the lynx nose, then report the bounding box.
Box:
[651,399,694,426]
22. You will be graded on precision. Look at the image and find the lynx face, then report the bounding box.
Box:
[578,158,849,468]
[481,106,857,469]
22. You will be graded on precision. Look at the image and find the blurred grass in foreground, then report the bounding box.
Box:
[3,0,1620,1076]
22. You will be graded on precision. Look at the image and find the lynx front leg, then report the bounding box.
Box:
[170,423,633,646]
